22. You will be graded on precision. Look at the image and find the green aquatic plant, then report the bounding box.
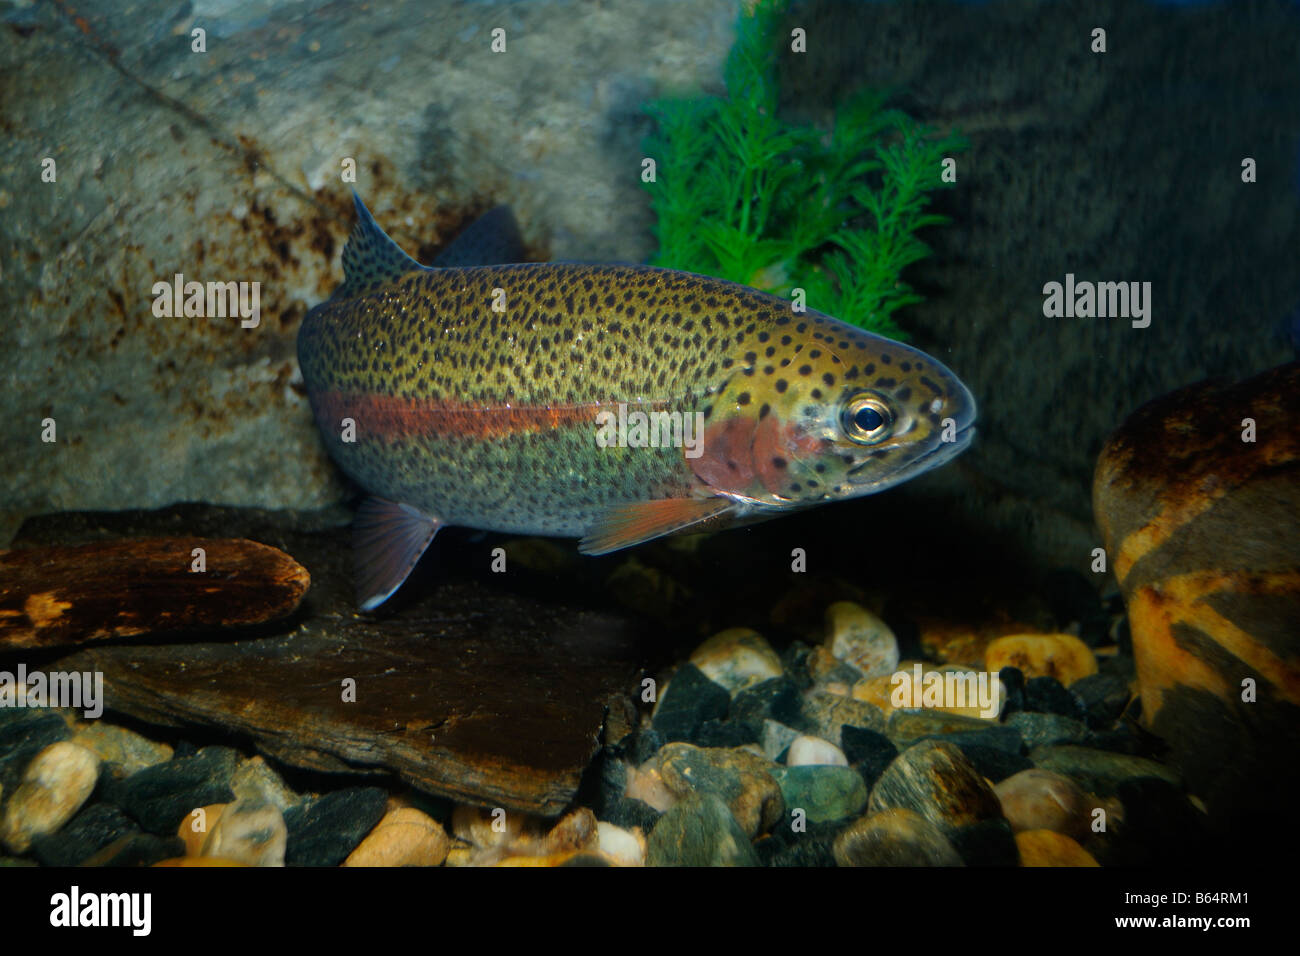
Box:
[642,0,965,339]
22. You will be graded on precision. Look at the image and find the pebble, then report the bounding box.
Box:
[344,805,449,867]
[1029,745,1180,797]
[0,741,100,853]
[833,808,963,866]
[646,792,759,867]
[1014,828,1099,866]
[70,723,172,776]
[997,666,1027,712]
[824,601,900,677]
[731,676,803,726]
[283,786,388,866]
[807,646,863,686]
[942,743,1032,784]
[450,803,539,848]
[623,761,678,813]
[757,819,842,867]
[801,690,886,744]
[994,769,1092,840]
[178,803,226,856]
[1068,671,1132,728]
[949,817,1021,866]
[1006,712,1088,749]
[694,718,760,748]
[985,633,1097,686]
[656,742,784,838]
[231,756,299,812]
[0,711,71,794]
[857,664,1000,719]
[539,808,599,856]
[595,821,646,866]
[867,740,1003,837]
[201,795,287,866]
[839,726,898,787]
[760,720,801,763]
[650,664,731,742]
[30,802,138,866]
[104,745,238,835]
[1023,676,1086,719]
[769,766,867,824]
[886,710,1006,748]
[688,628,785,695]
[83,832,186,867]
[786,735,848,767]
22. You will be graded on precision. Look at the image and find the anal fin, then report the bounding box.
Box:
[353,497,444,610]
[578,497,737,556]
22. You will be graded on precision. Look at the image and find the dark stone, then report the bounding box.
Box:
[30,803,139,866]
[694,718,760,748]
[0,711,70,794]
[867,740,1002,837]
[731,676,802,726]
[559,852,613,866]
[1069,672,1131,729]
[1006,712,1088,749]
[618,728,664,766]
[997,666,1026,714]
[651,664,730,742]
[1024,676,1086,719]
[28,505,651,817]
[84,833,186,867]
[950,818,1020,867]
[283,786,388,866]
[599,795,662,833]
[927,726,1024,755]
[779,641,816,691]
[103,746,238,835]
[756,820,841,867]
[946,743,1032,783]
[840,725,897,787]
[1105,778,1221,867]
[1029,744,1181,797]
[646,792,758,867]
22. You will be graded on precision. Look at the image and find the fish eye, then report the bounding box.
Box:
[841,391,894,445]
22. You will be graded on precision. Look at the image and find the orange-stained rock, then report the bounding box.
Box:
[177,804,228,857]
[1014,829,1098,867]
[343,806,450,867]
[985,633,1097,686]
[1093,361,1300,850]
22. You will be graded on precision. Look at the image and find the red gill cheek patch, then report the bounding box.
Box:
[690,415,760,494]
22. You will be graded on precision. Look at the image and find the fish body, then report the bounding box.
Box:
[298,195,976,608]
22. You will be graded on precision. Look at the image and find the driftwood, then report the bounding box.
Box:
[0,537,310,650]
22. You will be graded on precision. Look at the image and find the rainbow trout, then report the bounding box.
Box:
[297,195,976,609]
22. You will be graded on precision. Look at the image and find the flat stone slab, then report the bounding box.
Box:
[10,506,650,816]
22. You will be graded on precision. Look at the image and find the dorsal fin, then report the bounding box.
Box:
[432,205,527,267]
[337,192,425,298]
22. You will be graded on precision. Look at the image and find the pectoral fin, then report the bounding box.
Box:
[578,497,738,555]
[353,496,444,610]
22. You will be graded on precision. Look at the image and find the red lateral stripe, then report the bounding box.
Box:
[314,390,662,442]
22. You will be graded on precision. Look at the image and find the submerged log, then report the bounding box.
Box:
[0,537,310,650]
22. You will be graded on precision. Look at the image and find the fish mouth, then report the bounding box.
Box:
[846,422,976,490]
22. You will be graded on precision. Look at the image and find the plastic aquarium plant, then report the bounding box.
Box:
[642,0,965,339]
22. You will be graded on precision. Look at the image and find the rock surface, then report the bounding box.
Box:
[24,505,651,817]
[1094,361,1300,851]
